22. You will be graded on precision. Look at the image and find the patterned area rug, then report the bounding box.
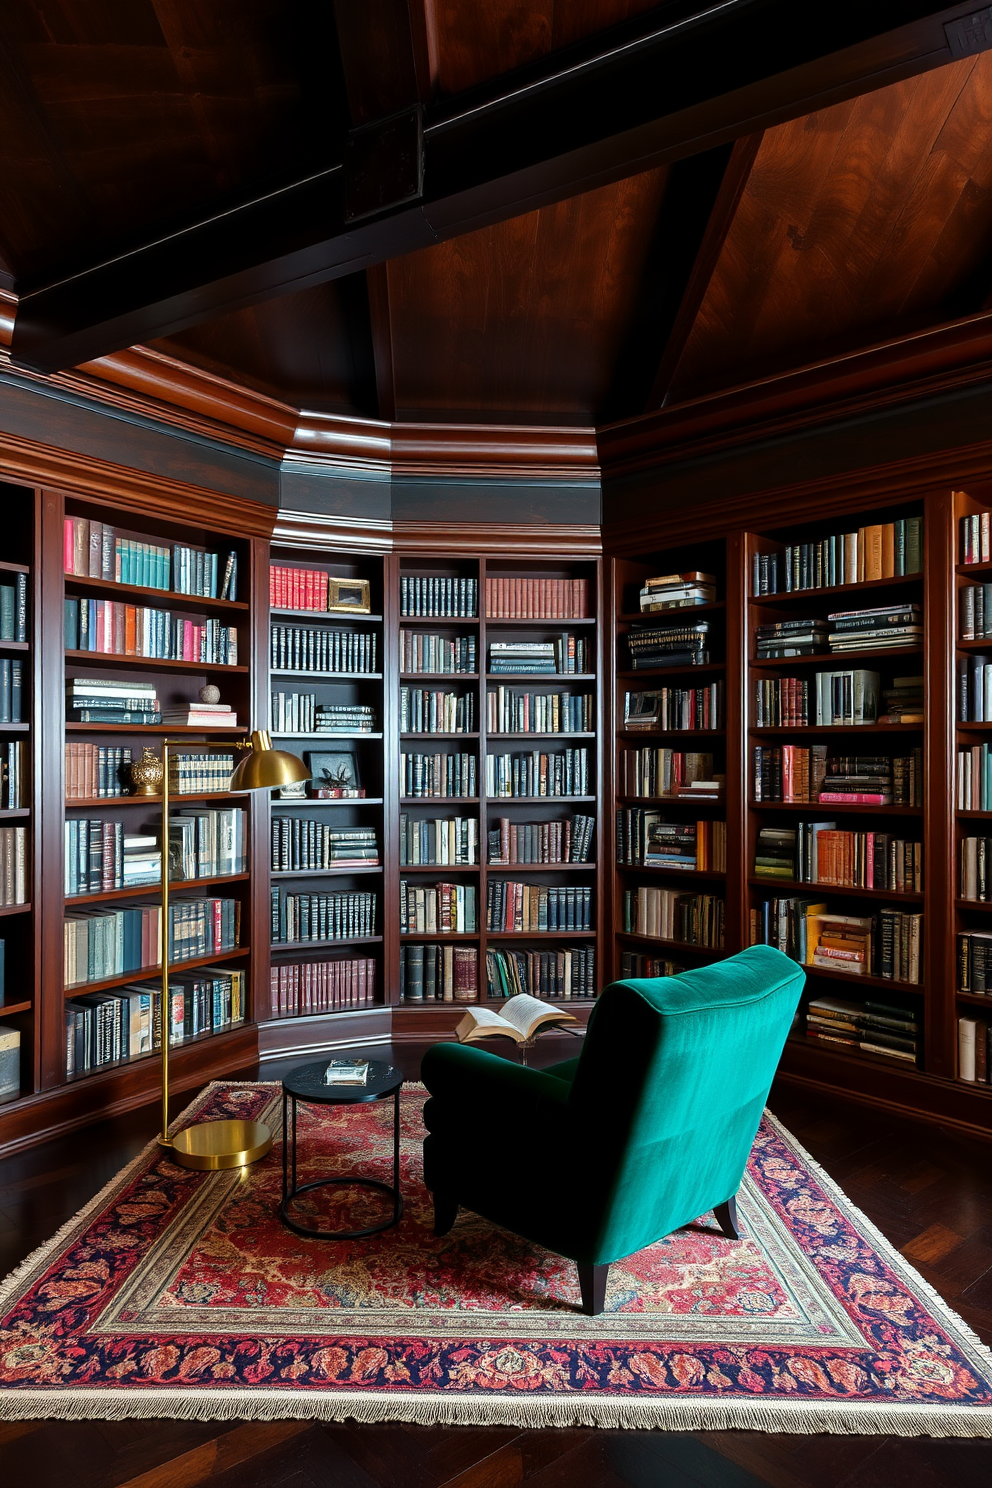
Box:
[1,1081,991,1432]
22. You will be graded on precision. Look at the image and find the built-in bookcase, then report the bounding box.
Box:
[264,545,388,1038]
[0,484,38,1107]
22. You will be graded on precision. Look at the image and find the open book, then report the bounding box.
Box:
[456,993,579,1045]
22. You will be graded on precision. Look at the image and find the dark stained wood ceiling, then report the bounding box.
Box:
[3,5,992,428]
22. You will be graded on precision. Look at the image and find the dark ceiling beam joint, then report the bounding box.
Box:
[10,1,985,374]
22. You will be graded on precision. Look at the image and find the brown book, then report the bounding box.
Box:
[456,992,578,1044]
[453,946,477,1003]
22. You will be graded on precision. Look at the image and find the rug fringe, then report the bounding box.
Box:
[0,1389,989,1435]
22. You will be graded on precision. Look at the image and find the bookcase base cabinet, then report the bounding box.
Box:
[0,1023,256,1159]
[776,1038,992,1143]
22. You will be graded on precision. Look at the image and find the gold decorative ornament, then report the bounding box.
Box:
[130,747,164,797]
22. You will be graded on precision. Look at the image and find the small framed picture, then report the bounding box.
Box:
[326,578,371,614]
[306,749,362,795]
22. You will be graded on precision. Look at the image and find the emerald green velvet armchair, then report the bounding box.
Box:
[421,945,804,1315]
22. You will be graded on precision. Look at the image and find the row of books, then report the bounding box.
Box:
[400,881,476,934]
[0,826,28,906]
[623,888,725,946]
[957,656,992,721]
[270,625,378,675]
[65,744,133,800]
[618,748,719,800]
[1,741,26,810]
[959,1017,992,1083]
[957,930,992,992]
[400,688,474,734]
[489,637,590,674]
[65,820,158,895]
[619,952,686,977]
[623,683,724,732]
[751,519,923,595]
[169,809,247,881]
[269,695,376,734]
[64,897,240,988]
[486,882,593,932]
[751,899,922,983]
[400,943,478,1002]
[753,748,922,806]
[400,631,476,674]
[959,838,992,901]
[401,576,478,617]
[0,1026,17,1104]
[485,748,590,798]
[166,752,235,795]
[755,825,922,892]
[626,620,710,670]
[0,574,27,642]
[753,674,920,727]
[485,689,592,734]
[484,576,590,619]
[756,604,921,658]
[272,820,378,871]
[960,512,992,565]
[488,814,594,865]
[638,571,716,611]
[805,996,918,1064]
[959,744,992,810]
[400,815,477,866]
[401,752,476,798]
[0,658,24,722]
[271,888,376,944]
[959,584,992,640]
[64,516,237,599]
[486,945,596,999]
[269,958,376,1018]
[616,811,727,872]
[269,565,369,614]
[66,968,245,1077]
[64,599,238,664]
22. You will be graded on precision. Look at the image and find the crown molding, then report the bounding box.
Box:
[274,508,602,555]
[597,312,992,479]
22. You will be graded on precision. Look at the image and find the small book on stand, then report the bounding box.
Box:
[456,992,579,1045]
[324,1058,369,1086]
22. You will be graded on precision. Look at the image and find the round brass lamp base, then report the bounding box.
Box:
[166,1119,273,1171]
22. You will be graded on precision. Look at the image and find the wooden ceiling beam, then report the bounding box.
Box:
[10,1,984,374]
[366,264,396,422]
[645,131,764,410]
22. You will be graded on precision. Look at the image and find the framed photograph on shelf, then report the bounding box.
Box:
[326,578,371,614]
[306,749,364,797]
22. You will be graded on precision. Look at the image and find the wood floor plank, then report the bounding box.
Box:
[114,1421,311,1488]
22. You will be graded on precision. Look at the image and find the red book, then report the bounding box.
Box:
[64,518,75,574]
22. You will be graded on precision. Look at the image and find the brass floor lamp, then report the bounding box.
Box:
[158,730,309,1170]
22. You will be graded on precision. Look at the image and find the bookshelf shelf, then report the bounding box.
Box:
[0,999,32,1017]
[617,865,726,881]
[64,1020,248,1084]
[66,722,244,734]
[616,930,721,953]
[274,796,384,807]
[399,932,479,941]
[751,801,923,816]
[64,945,248,998]
[0,723,30,733]
[0,808,30,819]
[617,663,725,680]
[0,640,29,653]
[0,560,29,575]
[270,731,383,740]
[618,728,726,740]
[67,871,251,904]
[955,898,992,912]
[748,573,922,606]
[801,966,924,994]
[486,930,596,940]
[487,862,597,872]
[957,991,992,1007]
[401,672,479,680]
[788,1034,919,1075]
[271,936,384,952]
[487,732,596,740]
[749,878,924,902]
[270,866,382,878]
[0,903,31,917]
[271,670,383,680]
[400,732,479,739]
[957,560,992,576]
[65,792,243,809]
[618,602,726,622]
[749,645,922,668]
[485,616,596,626]
[270,607,383,622]
[65,650,249,674]
[751,724,922,736]
[64,573,248,612]
[401,796,479,804]
[485,672,596,682]
[399,863,479,873]
[486,795,597,804]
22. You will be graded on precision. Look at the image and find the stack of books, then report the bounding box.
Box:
[626,621,710,670]
[271,820,379,871]
[805,996,919,1062]
[323,1059,369,1086]
[638,571,716,611]
[755,619,829,658]
[160,700,237,728]
[69,678,161,725]
[827,604,922,653]
[819,756,893,805]
[124,834,161,887]
[805,913,873,978]
[880,676,924,724]
[616,809,726,871]
[754,827,796,879]
[488,642,558,675]
[314,704,376,734]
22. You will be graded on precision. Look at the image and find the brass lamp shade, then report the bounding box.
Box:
[229,730,311,793]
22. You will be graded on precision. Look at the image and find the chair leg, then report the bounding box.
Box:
[432,1194,458,1236]
[577,1262,609,1316]
[714,1195,740,1240]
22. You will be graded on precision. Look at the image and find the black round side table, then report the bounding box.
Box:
[280,1058,403,1239]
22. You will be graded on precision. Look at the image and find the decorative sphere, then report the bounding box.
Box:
[199,684,221,705]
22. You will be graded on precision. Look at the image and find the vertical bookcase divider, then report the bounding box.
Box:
[925,490,957,1079]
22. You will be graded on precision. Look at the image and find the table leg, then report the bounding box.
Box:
[292,1096,298,1196]
[393,1086,401,1223]
[282,1089,288,1207]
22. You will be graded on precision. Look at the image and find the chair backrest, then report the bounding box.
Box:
[565,945,804,1262]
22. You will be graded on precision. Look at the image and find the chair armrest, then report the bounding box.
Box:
[422,1043,571,1119]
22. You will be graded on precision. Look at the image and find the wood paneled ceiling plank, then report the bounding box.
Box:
[366,264,396,422]
[11,0,978,374]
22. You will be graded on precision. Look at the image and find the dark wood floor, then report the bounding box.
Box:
[1,1043,991,1486]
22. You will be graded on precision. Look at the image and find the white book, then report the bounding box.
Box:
[959,1017,977,1082]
